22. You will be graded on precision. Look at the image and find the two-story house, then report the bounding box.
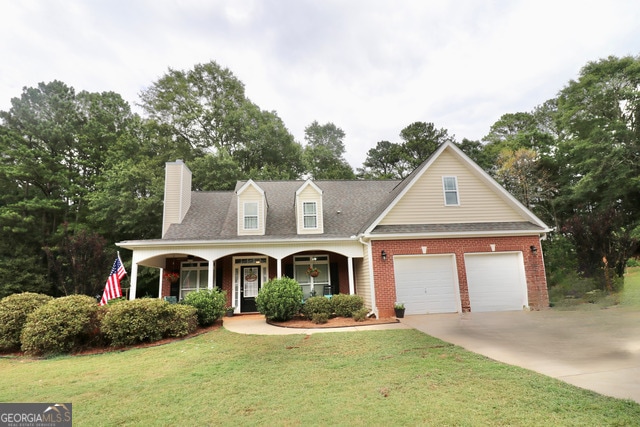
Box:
[117,141,551,317]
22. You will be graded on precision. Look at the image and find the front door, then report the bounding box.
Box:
[241,265,261,312]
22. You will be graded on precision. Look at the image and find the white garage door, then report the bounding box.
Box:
[394,255,459,315]
[464,253,527,312]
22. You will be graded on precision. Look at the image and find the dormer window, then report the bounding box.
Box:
[295,179,324,234]
[303,202,318,229]
[244,202,258,230]
[443,176,459,206]
[237,180,266,236]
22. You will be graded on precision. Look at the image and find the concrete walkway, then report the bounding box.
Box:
[400,308,640,403]
[222,313,411,335]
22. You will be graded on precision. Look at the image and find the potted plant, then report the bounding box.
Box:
[306,266,320,277]
[225,306,236,317]
[394,302,405,318]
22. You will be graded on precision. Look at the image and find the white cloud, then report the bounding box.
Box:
[1,0,639,167]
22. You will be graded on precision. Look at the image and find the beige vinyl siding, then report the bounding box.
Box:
[237,185,266,236]
[162,161,192,237]
[296,185,324,234]
[380,149,525,225]
[354,255,372,309]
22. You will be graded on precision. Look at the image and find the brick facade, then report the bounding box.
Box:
[371,236,549,318]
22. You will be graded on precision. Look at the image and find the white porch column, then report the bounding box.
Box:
[348,256,355,295]
[277,257,282,278]
[208,259,215,289]
[157,268,164,299]
[129,262,139,300]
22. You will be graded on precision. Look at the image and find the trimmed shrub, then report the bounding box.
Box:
[353,307,369,322]
[302,296,332,319]
[331,294,364,318]
[21,295,101,356]
[311,312,329,324]
[182,288,226,326]
[101,298,197,347]
[0,292,53,352]
[256,277,303,321]
[166,304,198,337]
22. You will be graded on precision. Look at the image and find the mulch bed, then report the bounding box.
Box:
[267,315,399,329]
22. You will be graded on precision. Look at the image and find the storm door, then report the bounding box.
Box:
[241,265,261,312]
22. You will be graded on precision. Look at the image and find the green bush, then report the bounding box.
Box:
[353,307,369,322]
[0,292,53,352]
[21,295,101,356]
[101,298,197,347]
[627,258,639,268]
[182,288,226,326]
[302,296,333,319]
[166,304,198,337]
[542,234,579,287]
[256,277,303,321]
[331,294,364,318]
[311,312,329,324]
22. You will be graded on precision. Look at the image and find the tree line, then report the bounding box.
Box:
[0,56,638,298]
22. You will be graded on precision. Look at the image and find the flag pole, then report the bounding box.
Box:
[117,251,129,298]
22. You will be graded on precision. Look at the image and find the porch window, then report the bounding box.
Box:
[244,202,258,229]
[180,261,210,300]
[442,176,459,206]
[303,202,317,229]
[294,255,330,299]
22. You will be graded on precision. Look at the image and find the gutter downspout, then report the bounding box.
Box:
[359,235,378,317]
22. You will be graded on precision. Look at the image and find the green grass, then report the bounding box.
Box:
[622,266,640,307]
[1,329,639,426]
[550,267,640,310]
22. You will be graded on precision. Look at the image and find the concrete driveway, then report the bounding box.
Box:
[400,307,640,403]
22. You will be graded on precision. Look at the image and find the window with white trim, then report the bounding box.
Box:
[244,202,258,229]
[180,261,210,300]
[442,176,459,206]
[303,202,317,229]
[294,255,330,299]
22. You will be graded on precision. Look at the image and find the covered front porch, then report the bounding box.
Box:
[120,241,365,314]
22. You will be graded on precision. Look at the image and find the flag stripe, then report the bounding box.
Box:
[100,257,127,306]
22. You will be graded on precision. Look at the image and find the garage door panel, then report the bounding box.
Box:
[465,253,526,312]
[394,255,459,315]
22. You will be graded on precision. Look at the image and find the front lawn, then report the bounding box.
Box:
[622,266,640,307]
[1,328,638,426]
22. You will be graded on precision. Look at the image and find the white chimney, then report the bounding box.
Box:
[162,160,192,237]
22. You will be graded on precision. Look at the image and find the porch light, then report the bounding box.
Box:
[530,245,538,254]
[381,250,387,261]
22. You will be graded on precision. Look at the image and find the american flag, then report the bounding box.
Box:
[100,256,127,306]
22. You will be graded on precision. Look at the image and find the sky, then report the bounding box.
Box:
[1,0,639,168]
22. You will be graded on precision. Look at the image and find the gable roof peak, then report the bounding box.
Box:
[236,179,265,195]
[296,178,323,195]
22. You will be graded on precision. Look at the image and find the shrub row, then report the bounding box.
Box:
[255,277,368,322]
[101,299,197,347]
[0,290,230,356]
[302,294,365,320]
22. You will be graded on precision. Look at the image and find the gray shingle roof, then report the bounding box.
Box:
[371,221,546,235]
[163,180,401,240]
